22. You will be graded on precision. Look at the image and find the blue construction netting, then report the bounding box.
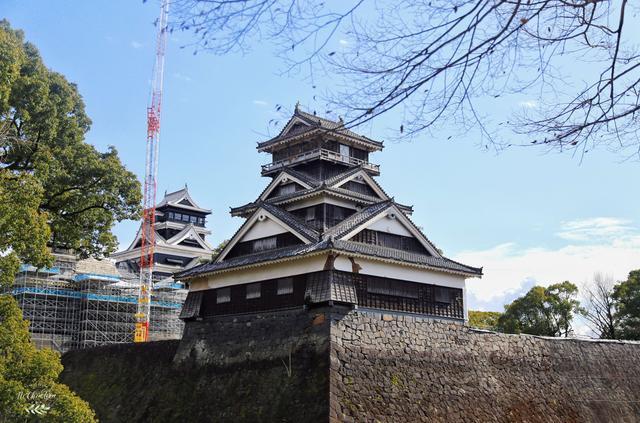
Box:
[18,264,61,274]
[9,287,182,309]
[73,273,121,283]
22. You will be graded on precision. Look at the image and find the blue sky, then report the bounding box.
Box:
[4,1,640,313]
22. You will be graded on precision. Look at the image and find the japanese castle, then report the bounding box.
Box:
[113,186,214,279]
[176,106,482,321]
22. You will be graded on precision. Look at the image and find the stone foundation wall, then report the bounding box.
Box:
[329,309,640,422]
[175,307,330,365]
[62,308,331,423]
[60,307,640,422]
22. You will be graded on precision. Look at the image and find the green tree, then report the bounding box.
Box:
[496,282,584,337]
[467,310,502,331]
[0,296,96,422]
[613,270,640,340]
[0,19,141,260]
[0,20,142,420]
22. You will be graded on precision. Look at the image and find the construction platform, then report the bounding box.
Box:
[3,253,186,353]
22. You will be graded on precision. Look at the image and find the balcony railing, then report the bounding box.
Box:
[261,148,380,174]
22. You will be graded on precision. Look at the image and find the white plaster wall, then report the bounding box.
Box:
[285,195,358,211]
[241,218,289,241]
[188,254,329,291]
[332,255,467,289]
[366,216,414,237]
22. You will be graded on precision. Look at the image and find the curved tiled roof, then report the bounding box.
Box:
[259,202,320,242]
[174,238,482,280]
[322,201,392,240]
[257,108,384,151]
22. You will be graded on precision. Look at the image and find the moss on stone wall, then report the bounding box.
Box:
[329,311,640,422]
[61,309,331,423]
[60,308,640,422]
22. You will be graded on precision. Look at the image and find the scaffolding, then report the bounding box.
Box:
[3,255,187,353]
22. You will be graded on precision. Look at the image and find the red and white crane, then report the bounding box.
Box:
[135,0,170,343]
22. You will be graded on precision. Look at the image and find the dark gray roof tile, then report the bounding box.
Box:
[322,201,392,240]
[258,109,384,150]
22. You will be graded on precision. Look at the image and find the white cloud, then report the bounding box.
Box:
[252,100,268,107]
[455,220,640,312]
[339,39,349,45]
[130,41,143,49]
[556,217,632,241]
[518,100,538,108]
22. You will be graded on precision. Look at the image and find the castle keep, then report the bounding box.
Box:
[113,186,213,279]
[176,107,482,321]
[60,109,640,423]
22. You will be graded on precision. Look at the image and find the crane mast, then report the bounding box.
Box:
[135,0,170,343]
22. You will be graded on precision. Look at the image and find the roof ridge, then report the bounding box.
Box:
[258,108,383,150]
[258,201,320,242]
[279,167,321,186]
[163,186,188,197]
[324,165,366,186]
[322,200,393,240]
[175,236,482,280]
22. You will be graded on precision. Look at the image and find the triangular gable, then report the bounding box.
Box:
[277,115,313,138]
[216,206,315,262]
[157,188,211,213]
[259,171,315,201]
[166,225,213,251]
[339,204,441,257]
[126,225,167,251]
[330,169,388,200]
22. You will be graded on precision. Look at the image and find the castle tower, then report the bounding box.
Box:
[112,186,213,279]
[176,108,481,321]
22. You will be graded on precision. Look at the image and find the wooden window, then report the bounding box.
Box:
[277,278,294,295]
[216,287,231,304]
[434,287,453,304]
[278,184,296,196]
[367,278,418,299]
[253,236,277,253]
[339,143,350,158]
[305,207,315,223]
[246,283,261,299]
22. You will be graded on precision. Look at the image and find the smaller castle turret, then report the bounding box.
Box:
[112,186,213,279]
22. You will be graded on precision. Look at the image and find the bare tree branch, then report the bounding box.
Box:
[172,0,640,158]
[583,273,619,339]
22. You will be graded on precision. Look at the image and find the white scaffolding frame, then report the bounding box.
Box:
[4,257,187,353]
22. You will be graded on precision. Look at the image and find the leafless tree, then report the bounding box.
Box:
[583,273,619,339]
[170,1,640,158]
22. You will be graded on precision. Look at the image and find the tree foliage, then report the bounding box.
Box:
[468,310,502,331]
[0,296,96,422]
[612,270,640,340]
[0,20,142,420]
[496,281,584,337]
[172,1,640,158]
[0,19,141,261]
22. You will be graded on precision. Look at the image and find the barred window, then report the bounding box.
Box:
[216,287,231,304]
[253,236,277,252]
[246,283,261,299]
[305,207,315,223]
[367,279,418,299]
[278,184,296,195]
[434,287,453,304]
[277,278,294,295]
